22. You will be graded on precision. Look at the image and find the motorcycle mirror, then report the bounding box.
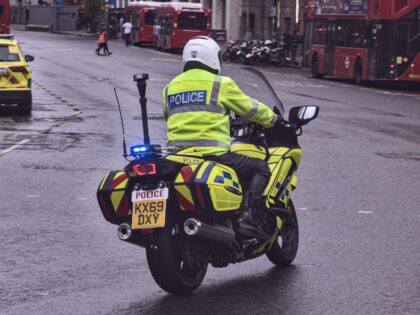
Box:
[288,106,319,126]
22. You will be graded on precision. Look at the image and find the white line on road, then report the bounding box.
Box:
[358,211,373,214]
[297,207,308,211]
[0,139,30,157]
[26,195,39,198]
[78,197,88,200]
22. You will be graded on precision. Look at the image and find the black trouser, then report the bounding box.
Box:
[124,33,130,46]
[206,152,271,209]
[96,43,110,54]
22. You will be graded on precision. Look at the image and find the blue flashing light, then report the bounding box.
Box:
[131,144,149,155]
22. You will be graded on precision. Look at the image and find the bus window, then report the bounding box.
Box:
[0,5,3,15]
[178,12,207,30]
[335,23,346,46]
[131,11,139,27]
[144,11,155,25]
[346,22,371,48]
[313,22,326,44]
[394,8,419,57]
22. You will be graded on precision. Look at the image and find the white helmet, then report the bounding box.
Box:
[182,36,222,74]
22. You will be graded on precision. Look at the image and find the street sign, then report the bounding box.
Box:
[210,29,227,42]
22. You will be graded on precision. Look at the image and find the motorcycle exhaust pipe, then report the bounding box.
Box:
[117,223,145,247]
[183,218,235,246]
[117,223,132,241]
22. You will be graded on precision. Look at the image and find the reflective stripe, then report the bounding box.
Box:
[167,139,230,149]
[166,76,226,117]
[210,75,223,107]
[167,104,226,117]
[244,97,259,119]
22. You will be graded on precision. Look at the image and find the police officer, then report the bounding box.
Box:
[162,36,278,239]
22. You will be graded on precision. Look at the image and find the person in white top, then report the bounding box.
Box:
[122,20,133,46]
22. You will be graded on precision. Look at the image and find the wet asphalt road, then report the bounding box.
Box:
[1,29,420,315]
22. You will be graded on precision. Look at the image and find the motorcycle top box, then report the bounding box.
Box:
[173,161,242,219]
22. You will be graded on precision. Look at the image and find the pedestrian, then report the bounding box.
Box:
[162,37,280,239]
[122,19,133,47]
[282,29,292,58]
[119,16,124,39]
[96,25,112,56]
[290,30,301,65]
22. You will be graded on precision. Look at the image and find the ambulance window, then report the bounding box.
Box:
[0,45,21,62]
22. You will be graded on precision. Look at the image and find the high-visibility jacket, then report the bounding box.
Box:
[98,32,106,44]
[162,69,277,156]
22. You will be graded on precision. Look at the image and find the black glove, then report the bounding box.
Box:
[275,115,288,126]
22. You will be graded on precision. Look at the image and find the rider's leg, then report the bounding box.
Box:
[206,152,271,238]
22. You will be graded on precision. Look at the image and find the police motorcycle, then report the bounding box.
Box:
[97,67,319,295]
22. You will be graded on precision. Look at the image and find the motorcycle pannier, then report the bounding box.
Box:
[173,161,242,220]
[97,171,131,224]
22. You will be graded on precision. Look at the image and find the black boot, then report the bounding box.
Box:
[236,194,269,240]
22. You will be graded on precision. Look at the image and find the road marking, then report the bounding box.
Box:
[78,197,88,200]
[0,139,30,157]
[358,211,373,214]
[297,207,308,211]
[41,111,81,134]
[26,195,39,198]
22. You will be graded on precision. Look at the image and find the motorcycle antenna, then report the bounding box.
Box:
[114,87,128,158]
[133,73,150,145]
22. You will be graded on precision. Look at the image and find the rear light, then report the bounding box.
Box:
[10,66,29,74]
[133,163,156,176]
[389,64,395,69]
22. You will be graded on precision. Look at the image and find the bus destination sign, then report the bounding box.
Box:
[315,0,368,15]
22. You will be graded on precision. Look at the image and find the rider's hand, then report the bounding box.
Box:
[275,115,288,127]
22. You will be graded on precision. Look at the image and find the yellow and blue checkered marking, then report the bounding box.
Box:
[214,171,240,189]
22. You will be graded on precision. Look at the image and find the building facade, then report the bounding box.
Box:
[202,0,305,41]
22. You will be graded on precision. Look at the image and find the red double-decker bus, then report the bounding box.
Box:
[126,1,164,45]
[0,0,10,34]
[305,0,420,83]
[154,2,211,50]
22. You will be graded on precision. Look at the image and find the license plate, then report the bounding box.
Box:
[131,188,168,229]
[408,73,420,79]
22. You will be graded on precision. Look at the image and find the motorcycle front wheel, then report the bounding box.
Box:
[222,51,229,62]
[266,200,299,265]
[146,217,208,295]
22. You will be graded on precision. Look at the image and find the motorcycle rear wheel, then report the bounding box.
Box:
[266,200,299,265]
[146,218,208,295]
